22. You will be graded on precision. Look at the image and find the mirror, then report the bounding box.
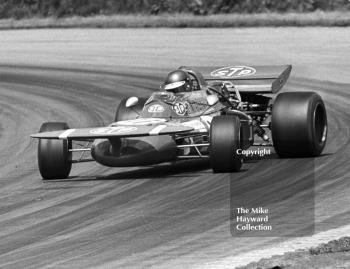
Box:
[125,97,139,108]
[207,94,219,106]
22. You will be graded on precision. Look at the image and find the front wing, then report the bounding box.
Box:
[31,123,194,140]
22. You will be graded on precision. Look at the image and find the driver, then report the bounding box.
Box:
[162,70,193,93]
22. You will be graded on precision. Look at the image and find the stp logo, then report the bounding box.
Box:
[148,104,164,113]
[211,66,256,78]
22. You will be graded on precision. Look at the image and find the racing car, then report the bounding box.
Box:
[31,65,327,179]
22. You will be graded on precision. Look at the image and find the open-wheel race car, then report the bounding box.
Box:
[31,65,328,179]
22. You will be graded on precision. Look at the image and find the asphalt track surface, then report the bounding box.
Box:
[0,28,349,268]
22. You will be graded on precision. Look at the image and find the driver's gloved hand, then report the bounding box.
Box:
[220,84,230,99]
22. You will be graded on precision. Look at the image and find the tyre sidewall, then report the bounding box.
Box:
[38,122,72,179]
[210,115,242,172]
[272,92,327,157]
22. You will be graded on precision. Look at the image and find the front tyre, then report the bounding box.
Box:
[271,92,327,157]
[210,115,242,173]
[38,122,72,180]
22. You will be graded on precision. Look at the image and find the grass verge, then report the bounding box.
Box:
[237,237,350,269]
[0,11,349,29]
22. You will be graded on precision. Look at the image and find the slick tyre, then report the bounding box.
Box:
[115,97,148,122]
[210,115,242,173]
[272,92,327,157]
[38,122,72,180]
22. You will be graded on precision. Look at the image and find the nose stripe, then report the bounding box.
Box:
[149,125,167,135]
[59,129,76,139]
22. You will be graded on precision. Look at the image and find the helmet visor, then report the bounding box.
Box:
[164,81,186,93]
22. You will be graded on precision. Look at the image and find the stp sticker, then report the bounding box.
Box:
[172,102,188,116]
[210,66,256,78]
[148,104,164,113]
[89,126,137,135]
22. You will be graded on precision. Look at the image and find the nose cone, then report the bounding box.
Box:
[91,136,177,167]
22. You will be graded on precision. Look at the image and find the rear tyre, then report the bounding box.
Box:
[210,115,242,173]
[38,122,72,180]
[115,97,148,122]
[271,92,327,157]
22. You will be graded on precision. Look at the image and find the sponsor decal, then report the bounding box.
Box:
[172,102,188,116]
[89,126,137,135]
[147,104,165,113]
[116,118,166,126]
[211,66,256,78]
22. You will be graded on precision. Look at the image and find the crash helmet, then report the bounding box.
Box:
[163,70,193,93]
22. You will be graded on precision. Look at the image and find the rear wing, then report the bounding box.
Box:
[192,65,292,94]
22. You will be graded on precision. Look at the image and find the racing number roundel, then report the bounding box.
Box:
[210,66,256,78]
[172,102,188,116]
